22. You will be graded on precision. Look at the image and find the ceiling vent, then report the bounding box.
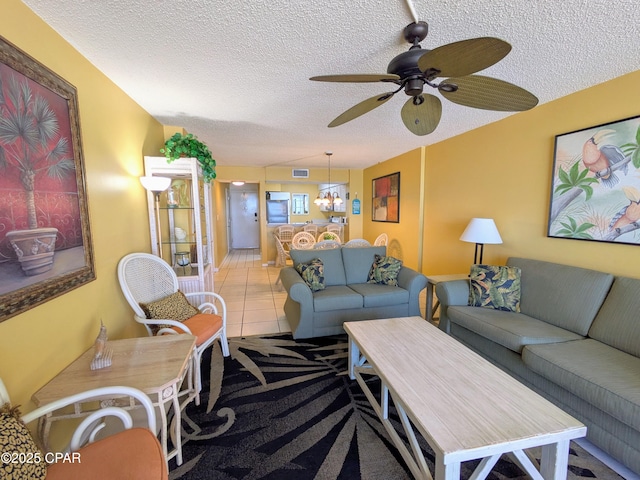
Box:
[292,168,309,178]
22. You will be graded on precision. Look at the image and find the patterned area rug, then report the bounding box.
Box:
[169,334,623,480]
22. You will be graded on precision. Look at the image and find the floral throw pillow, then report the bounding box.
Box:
[469,265,521,312]
[295,258,325,292]
[367,254,403,286]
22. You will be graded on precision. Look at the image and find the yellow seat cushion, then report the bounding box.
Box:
[171,313,223,346]
[46,428,167,480]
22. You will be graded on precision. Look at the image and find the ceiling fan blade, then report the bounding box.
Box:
[440,75,538,111]
[418,37,511,78]
[401,94,442,136]
[328,92,395,127]
[310,74,400,83]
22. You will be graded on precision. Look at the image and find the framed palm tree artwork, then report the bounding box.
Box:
[0,36,95,322]
[548,115,640,246]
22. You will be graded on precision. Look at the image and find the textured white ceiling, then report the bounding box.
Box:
[22,0,640,170]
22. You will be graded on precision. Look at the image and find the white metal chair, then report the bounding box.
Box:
[0,378,167,479]
[302,224,318,237]
[292,231,316,249]
[374,233,389,246]
[317,231,341,243]
[314,240,341,249]
[344,238,372,248]
[117,253,229,406]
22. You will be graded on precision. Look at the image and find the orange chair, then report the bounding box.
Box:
[0,379,167,480]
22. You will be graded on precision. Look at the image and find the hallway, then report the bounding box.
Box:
[214,249,290,338]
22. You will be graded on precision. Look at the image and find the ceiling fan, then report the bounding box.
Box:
[310,18,538,136]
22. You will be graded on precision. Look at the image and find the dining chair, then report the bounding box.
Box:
[374,233,389,246]
[292,231,316,249]
[117,253,229,406]
[302,224,318,237]
[313,240,341,249]
[317,231,341,243]
[344,238,372,248]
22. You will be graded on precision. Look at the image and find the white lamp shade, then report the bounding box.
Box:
[140,176,171,192]
[460,218,503,244]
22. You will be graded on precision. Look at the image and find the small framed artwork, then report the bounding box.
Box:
[0,36,95,322]
[372,172,400,223]
[548,115,640,245]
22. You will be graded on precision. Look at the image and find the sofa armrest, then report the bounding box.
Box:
[279,267,313,304]
[397,267,427,316]
[435,279,470,333]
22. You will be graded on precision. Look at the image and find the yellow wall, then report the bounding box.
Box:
[420,70,640,277]
[363,148,424,270]
[0,1,164,409]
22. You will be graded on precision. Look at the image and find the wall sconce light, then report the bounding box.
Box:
[460,218,503,264]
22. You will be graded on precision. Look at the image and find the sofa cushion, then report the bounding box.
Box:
[507,257,613,335]
[447,306,584,353]
[523,339,640,431]
[588,276,640,357]
[367,254,403,286]
[342,246,386,284]
[295,258,325,292]
[291,248,346,286]
[349,283,409,308]
[468,264,521,312]
[312,286,363,312]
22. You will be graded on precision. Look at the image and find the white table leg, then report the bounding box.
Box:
[348,337,360,380]
[540,439,570,480]
[435,454,459,480]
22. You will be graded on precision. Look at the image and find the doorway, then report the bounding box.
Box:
[228,184,260,249]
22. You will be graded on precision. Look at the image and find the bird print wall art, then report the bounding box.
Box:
[548,115,640,245]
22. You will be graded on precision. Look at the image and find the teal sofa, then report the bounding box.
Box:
[279,246,427,339]
[435,257,640,475]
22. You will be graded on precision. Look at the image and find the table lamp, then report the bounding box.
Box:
[460,218,503,264]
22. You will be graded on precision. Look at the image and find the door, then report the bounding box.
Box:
[229,188,259,249]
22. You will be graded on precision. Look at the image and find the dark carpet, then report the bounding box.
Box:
[168,333,623,480]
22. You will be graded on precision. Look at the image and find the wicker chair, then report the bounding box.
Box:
[313,240,341,249]
[274,235,292,267]
[344,238,372,248]
[274,224,295,246]
[117,253,229,406]
[0,378,167,479]
[292,231,316,250]
[317,231,341,243]
[325,224,342,240]
[302,224,318,237]
[374,233,389,246]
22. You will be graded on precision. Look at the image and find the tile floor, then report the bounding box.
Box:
[214,249,289,338]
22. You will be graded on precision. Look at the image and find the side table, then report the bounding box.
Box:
[425,274,468,323]
[32,334,197,467]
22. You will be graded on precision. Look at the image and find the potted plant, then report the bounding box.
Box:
[160,132,216,183]
[0,74,75,275]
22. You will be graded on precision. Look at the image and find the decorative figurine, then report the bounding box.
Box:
[91,320,113,370]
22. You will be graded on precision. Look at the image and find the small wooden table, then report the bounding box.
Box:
[32,335,196,466]
[345,317,586,480]
[425,274,468,322]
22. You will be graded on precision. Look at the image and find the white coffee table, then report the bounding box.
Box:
[345,316,586,480]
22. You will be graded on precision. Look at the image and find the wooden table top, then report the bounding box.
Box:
[32,335,196,406]
[344,317,586,460]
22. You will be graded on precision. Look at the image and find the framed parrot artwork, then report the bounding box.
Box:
[548,114,640,246]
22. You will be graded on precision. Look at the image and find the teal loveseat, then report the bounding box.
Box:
[435,257,640,475]
[279,246,427,339]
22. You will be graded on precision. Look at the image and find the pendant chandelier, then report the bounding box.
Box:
[314,151,343,207]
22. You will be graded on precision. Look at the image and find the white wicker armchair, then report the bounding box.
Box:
[0,378,166,479]
[292,231,316,249]
[117,253,229,405]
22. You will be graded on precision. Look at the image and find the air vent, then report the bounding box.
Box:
[292,168,309,178]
